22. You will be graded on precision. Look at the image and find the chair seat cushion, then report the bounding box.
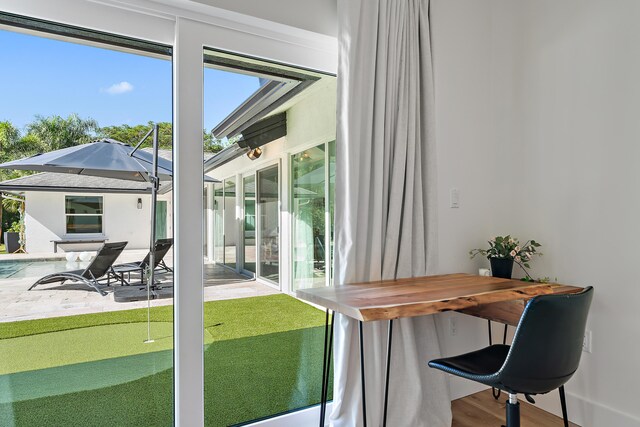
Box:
[428,344,509,382]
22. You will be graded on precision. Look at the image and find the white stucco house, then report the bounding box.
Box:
[203,73,337,297]
[0,151,176,253]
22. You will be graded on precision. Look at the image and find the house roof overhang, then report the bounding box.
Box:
[0,172,154,195]
[0,184,151,195]
[204,112,287,172]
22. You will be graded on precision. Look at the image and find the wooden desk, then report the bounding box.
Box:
[296,273,582,427]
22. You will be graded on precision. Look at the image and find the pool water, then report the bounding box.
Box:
[0,260,91,280]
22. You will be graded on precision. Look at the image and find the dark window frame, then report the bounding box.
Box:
[0,11,171,57]
[64,195,104,235]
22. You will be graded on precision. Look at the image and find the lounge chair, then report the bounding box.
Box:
[112,238,173,283]
[29,241,128,296]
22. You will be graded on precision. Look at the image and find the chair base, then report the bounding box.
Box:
[506,400,520,427]
[501,394,520,427]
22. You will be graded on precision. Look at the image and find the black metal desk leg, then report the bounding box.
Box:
[383,319,394,427]
[359,321,367,427]
[320,311,335,427]
[320,309,330,427]
[489,320,508,400]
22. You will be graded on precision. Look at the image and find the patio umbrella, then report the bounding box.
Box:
[0,138,174,182]
[0,139,217,190]
[0,130,213,342]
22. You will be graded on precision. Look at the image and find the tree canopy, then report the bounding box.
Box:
[99,122,173,149]
[0,114,231,170]
[26,113,99,151]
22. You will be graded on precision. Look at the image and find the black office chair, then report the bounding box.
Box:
[429,287,593,427]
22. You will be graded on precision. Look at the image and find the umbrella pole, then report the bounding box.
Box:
[145,123,160,344]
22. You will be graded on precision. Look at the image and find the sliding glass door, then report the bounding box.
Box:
[0,19,175,427]
[291,141,336,292]
[242,175,256,274]
[292,146,327,290]
[328,140,336,285]
[223,178,237,269]
[257,165,280,285]
[201,46,335,426]
[213,183,224,264]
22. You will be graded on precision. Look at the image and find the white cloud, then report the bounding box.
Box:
[101,81,134,95]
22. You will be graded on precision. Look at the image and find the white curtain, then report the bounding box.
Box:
[331,0,451,426]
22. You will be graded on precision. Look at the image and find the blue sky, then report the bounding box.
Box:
[0,29,261,133]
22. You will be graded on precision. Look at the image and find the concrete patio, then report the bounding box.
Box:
[0,251,278,322]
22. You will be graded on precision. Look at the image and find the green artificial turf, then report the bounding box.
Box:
[0,322,177,374]
[0,294,332,427]
[0,293,324,340]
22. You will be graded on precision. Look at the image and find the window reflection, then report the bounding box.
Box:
[257,166,279,283]
[292,145,327,290]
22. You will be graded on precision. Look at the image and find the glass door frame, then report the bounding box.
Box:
[288,141,334,294]
[240,171,257,277]
[212,181,225,265]
[216,175,240,272]
[255,160,282,289]
[6,3,340,423]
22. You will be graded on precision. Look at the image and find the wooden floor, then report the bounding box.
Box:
[452,390,579,427]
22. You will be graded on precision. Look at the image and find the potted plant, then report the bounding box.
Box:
[469,235,541,279]
[3,221,21,254]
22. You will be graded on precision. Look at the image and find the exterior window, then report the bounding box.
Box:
[65,196,103,234]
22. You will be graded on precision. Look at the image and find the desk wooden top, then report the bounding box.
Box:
[296,273,582,322]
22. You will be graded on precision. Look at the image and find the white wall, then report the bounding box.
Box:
[516,2,640,425]
[25,191,154,252]
[287,78,337,149]
[431,1,640,425]
[430,0,525,403]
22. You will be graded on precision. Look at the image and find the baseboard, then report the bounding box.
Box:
[537,391,640,427]
[451,379,640,427]
[245,388,640,427]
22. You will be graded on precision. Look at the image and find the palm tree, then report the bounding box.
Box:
[25,113,99,151]
[0,121,21,243]
[0,114,99,245]
[0,121,20,152]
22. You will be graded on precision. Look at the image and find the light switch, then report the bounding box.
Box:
[450,188,460,208]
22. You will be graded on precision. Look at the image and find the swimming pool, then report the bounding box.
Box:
[0,260,90,280]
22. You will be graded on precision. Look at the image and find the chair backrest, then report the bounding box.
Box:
[139,238,173,269]
[498,286,594,394]
[82,241,128,279]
